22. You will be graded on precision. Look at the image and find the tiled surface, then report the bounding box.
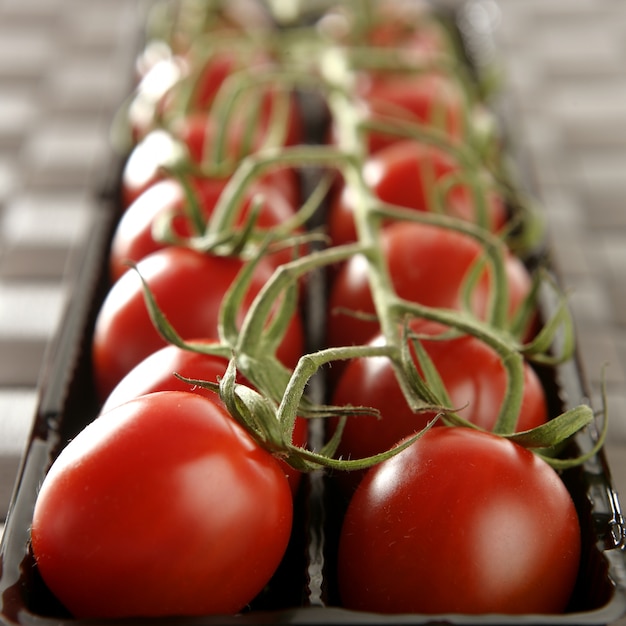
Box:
[491,0,626,511]
[0,0,147,519]
[493,3,626,623]
[0,0,625,622]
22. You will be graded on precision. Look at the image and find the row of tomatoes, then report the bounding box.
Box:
[29,0,592,620]
[315,4,585,614]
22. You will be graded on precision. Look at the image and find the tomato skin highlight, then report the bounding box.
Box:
[120,120,301,210]
[338,427,581,615]
[329,318,548,491]
[31,391,294,619]
[92,246,304,399]
[109,176,298,283]
[110,178,227,282]
[100,341,308,496]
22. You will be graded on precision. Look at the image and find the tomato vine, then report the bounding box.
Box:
[124,1,606,473]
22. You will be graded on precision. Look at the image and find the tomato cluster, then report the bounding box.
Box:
[33,5,310,619]
[28,0,602,621]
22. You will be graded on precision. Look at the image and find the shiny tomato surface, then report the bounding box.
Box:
[338,427,581,615]
[109,176,298,282]
[92,246,304,399]
[100,341,307,495]
[329,71,468,154]
[31,391,294,619]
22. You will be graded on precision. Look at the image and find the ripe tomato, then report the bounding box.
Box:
[172,86,304,157]
[329,318,548,491]
[100,341,308,496]
[100,340,234,412]
[328,1,452,61]
[109,175,298,282]
[31,391,294,619]
[120,123,300,211]
[327,139,506,247]
[176,47,274,114]
[338,427,581,615]
[176,113,302,209]
[326,220,532,350]
[92,246,304,399]
[363,72,467,150]
[127,44,284,143]
[329,71,467,154]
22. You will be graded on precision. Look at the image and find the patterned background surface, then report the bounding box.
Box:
[0,0,145,523]
[0,0,625,622]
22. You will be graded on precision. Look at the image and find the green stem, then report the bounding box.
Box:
[208,66,333,166]
[233,242,366,358]
[373,200,512,330]
[322,44,527,435]
[276,343,396,448]
[394,297,526,434]
[204,143,357,236]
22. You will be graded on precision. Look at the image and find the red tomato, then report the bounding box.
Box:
[173,112,300,207]
[326,220,532,350]
[120,123,300,210]
[366,6,451,58]
[362,72,467,151]
[329,318,548,490]
[330,72,467,154]
[181,48,274,113]
[128,45,277,142]
[327,139,506,246]
[92,246,304,399]
[100,341,308,495]
[172,99,303,170]
[338,427,581,614]
[329,1,451,61]
[31,391,294,619]
[109,176,298,282]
